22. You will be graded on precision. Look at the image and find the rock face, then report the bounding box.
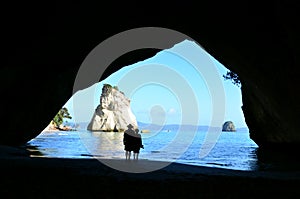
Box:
[87,84,138,131]
[222,121,236,132]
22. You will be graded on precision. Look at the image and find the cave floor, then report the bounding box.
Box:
[0,145,299,198]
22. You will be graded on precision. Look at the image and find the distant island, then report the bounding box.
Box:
[222,121,236,132]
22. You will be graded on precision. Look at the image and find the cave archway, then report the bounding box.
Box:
[1,1,299,161]
[26,39,261,171]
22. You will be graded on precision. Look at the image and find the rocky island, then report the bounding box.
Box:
[87,84,138,131]
[222,121,236,132]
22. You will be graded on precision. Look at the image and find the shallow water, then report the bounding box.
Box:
[27,128,260,171]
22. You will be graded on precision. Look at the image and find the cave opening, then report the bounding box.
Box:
[26,40,260,171]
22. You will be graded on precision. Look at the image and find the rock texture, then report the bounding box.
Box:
[222,121,236,132]
[87,84,137,131]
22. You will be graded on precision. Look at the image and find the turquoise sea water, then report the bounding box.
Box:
[27,127,259,171]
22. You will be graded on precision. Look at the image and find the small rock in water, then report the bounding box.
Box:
[222,121,236,132]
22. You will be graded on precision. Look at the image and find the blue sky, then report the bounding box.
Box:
[64,40,247,128]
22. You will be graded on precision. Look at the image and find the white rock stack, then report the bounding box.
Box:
[87,84,138,131]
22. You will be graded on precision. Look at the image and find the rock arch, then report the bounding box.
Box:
[1,2,299,157]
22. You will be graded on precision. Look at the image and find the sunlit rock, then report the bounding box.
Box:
[222,121,236,132]
[87,84,138,131]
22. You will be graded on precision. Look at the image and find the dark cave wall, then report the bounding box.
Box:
[1,1,299,151]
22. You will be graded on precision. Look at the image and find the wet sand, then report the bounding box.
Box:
[0,145,299,198]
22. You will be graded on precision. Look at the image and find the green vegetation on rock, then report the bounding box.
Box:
[223,71,241,87]
[52,107,72,128]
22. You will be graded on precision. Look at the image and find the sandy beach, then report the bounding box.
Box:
[0,145,299,198]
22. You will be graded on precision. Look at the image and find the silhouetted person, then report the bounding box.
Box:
[123,124,135,160]
[133,128,144,160]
